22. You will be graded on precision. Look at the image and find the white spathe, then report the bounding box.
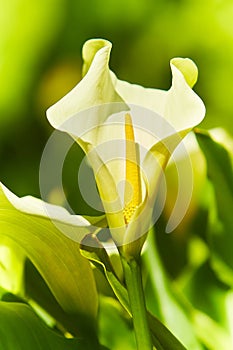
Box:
[46,39,206,256]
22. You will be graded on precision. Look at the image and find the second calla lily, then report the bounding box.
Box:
[47,38,205,258]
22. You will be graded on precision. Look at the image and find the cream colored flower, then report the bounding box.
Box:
[47,39,205,257]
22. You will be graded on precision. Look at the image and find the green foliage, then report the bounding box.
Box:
[0,301,85,350]
[0,185,98,340]
[196,130,233,287]
[98,297,136,350]
[80,235,188,349]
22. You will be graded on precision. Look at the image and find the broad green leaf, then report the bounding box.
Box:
[24,259,85,336]
[0,301,85,350]
[0,183,98,338]
[80,234,187,350]
[144,230,232,349]
[196,130,233,286]
[180,260,232,349]
[98,296,136,350]
[183,261,229,326]
[144,232,203,350]
[147,313,186,350]
[0,240,25,294]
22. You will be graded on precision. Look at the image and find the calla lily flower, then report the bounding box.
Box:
[46,38,205,258]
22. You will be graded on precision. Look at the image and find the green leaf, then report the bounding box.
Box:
[80,234,187,350]
[145,229,233,350]
[98,296,136,350]
[0,240,25,294]
[0,183,98,338]
[80,234,130,315]
[24,259,85,336]
[183,261,229,326]
[195,130,233,286]
[0,301,85,350]
[144,232,202,350]
[147,313,186,350]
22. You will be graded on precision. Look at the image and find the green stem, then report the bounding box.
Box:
[122,257,153,350]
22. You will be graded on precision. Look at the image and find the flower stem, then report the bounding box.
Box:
[122,256,153,350]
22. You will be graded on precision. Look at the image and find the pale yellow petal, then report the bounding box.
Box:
[170,57,198,88]
[47,39,124,134]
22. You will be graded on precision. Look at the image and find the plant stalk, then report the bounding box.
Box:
[122,256,153,350]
